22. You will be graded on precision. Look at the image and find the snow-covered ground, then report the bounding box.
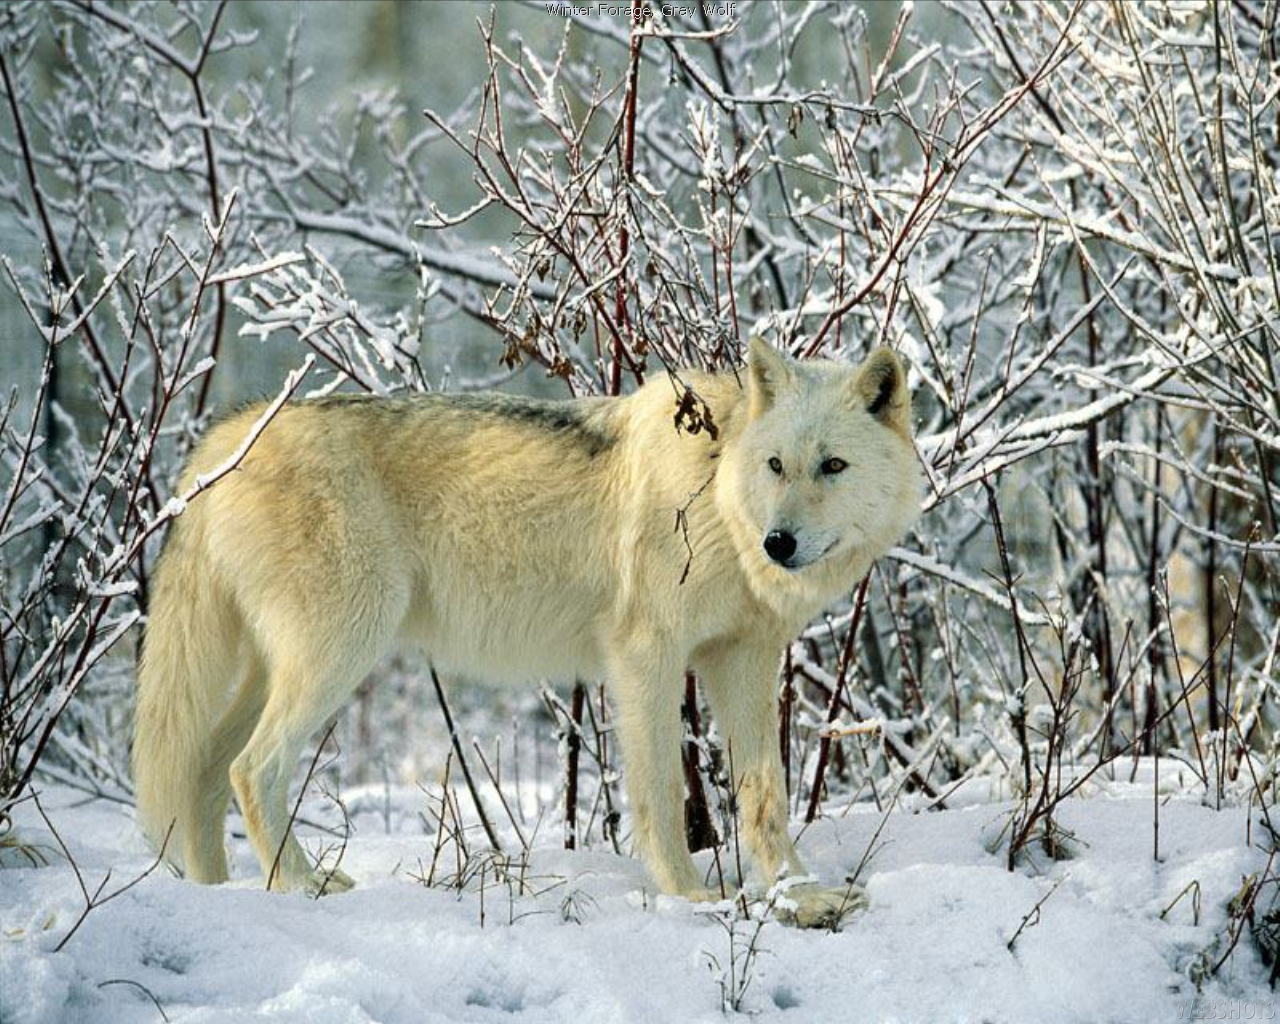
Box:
[2,779,1274,1023]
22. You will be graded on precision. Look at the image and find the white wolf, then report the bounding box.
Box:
[133,338,921,926]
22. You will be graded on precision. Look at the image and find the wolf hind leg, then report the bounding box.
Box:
[231,597,401,893]
[230,656,367,893]
[182,650,269,884]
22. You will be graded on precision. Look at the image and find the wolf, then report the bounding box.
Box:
[133,338,921,927]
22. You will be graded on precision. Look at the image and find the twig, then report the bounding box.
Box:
[1006,874,1069,952]
[31,792,173,952]
[429,666,503,853]
[268,721,337,891]
[97,979,171,1023]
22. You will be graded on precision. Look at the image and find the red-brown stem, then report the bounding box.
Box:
[565,680,586,849]
[681,672,717,852]
[610,9,644,396]
[805,575,871,823]
[780,646,795,799]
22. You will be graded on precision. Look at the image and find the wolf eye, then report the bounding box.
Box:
[821,457,848,476]
[768,456,783,475]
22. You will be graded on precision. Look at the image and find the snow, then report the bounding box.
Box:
[3,780,1274,1023]
[208,253,306,286]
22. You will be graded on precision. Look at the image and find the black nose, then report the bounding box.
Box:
[763,530,797,564]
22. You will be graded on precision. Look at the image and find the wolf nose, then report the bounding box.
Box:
[763,530,797,564]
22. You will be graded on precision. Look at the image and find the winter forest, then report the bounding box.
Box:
[2,1,1279,1021]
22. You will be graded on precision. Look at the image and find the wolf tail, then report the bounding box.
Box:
[133,504,247,882]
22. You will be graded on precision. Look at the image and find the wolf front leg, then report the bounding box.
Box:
[697,639,802,882]
[606,647,708,899]
[699,638,868,929]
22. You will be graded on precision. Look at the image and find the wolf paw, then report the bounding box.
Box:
[293,866,355,896]
[684,886,731,905]
[774,882,867,931]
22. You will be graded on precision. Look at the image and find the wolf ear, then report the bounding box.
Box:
[746,337,794,418]
[853,347,911,435]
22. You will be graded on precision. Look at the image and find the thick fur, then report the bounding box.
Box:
[133,340,921,914]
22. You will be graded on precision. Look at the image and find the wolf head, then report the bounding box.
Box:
[717,338,923,619]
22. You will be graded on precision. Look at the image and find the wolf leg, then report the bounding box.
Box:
[607,649,705,898]
[230,597,399,894]
[230,654,366,894]
[183,652,268,883]
[698,641,803,883]
[700,640,867,929]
